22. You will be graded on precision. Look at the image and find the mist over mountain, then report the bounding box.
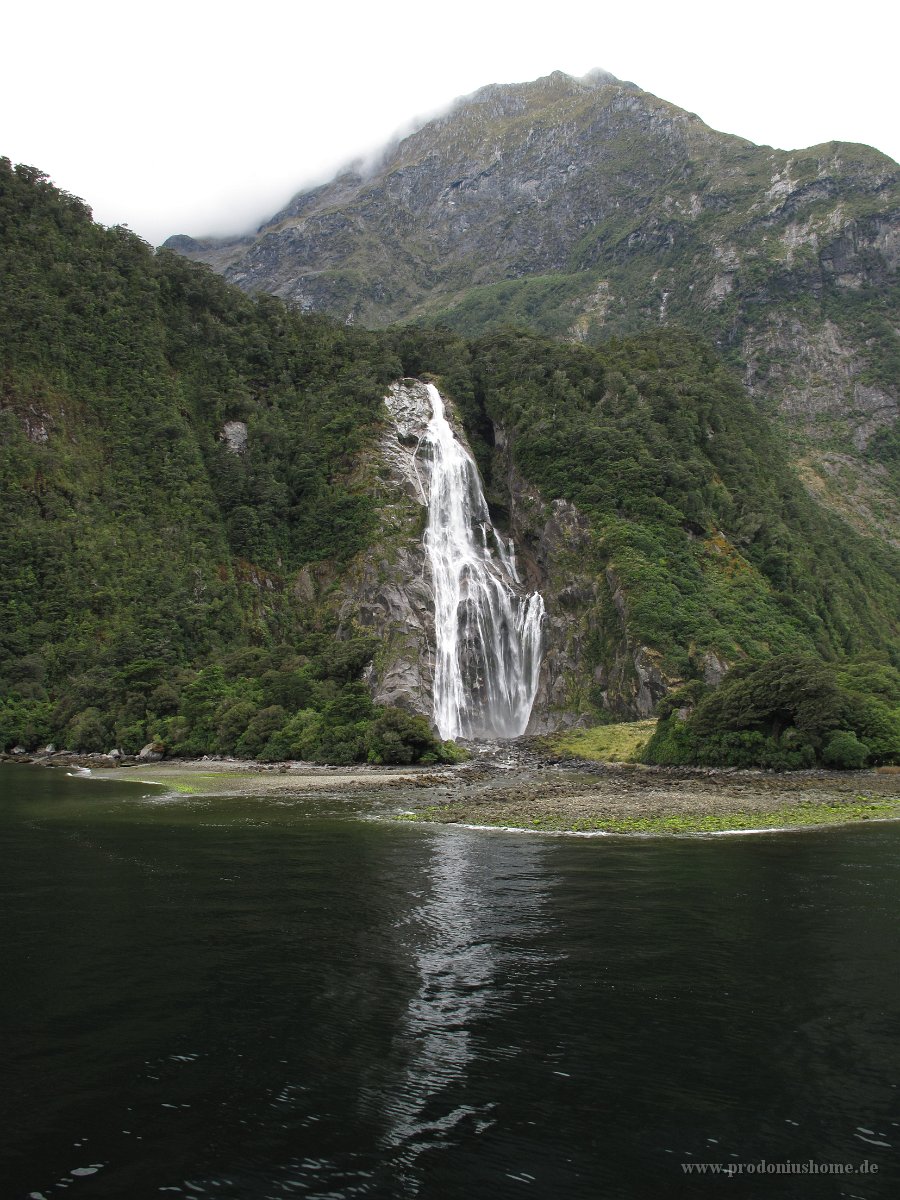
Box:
[166,69,899,548]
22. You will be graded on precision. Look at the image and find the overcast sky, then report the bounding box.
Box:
[3,0,897,246]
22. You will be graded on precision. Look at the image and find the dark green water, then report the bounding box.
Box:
[1,766,899,1199]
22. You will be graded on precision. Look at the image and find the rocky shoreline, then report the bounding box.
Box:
[2,747,162,770]
[393,757,900,834]
[4,746,899,836]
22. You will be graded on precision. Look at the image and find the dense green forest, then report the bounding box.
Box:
[0,159,447,763]
[1,159,898,765]
[643,656,900,770]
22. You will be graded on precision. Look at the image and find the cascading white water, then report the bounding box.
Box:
[421,383,544,741]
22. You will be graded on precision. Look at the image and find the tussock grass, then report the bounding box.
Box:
[553,719,658,763]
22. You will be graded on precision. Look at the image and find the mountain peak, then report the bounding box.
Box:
[458,66,629,116]
[579,67,626,88]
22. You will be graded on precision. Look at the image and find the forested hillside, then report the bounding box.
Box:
[1,159,897,764]
[0,159,444,762]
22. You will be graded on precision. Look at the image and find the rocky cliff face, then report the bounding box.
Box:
[338,380,436,716]
[162,71,898,352]
[166,69,764,325]
[489,431,680,726]
[164,69,899,551]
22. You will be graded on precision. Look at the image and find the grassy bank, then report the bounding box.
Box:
[550,719,657,763]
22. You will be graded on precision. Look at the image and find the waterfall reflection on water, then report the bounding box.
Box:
[374,828,558,1178]
[4,772,900,1198]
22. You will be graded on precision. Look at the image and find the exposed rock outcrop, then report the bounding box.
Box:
[138,742,165,761]
[220,420,248,454]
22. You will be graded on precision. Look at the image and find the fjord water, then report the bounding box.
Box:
[2,767,900,1199]
[422,383,543,740]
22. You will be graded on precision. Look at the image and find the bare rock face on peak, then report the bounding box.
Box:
[164,68,899,549]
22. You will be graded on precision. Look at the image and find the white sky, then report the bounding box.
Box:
[3,0,897,246]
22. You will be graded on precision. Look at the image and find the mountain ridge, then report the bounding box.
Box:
[163,69,899,551]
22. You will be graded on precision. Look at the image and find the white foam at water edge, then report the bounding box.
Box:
[430,821,888,839]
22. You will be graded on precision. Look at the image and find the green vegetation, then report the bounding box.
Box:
[0,629,460,765]
[552,720,657,763]
[569,802,900,835]
[1,161,898,766]
[392,326,899,687]
[426,273,597,340]
[642,655,900,769]
[0,158,450,763]
[397,798,900,835]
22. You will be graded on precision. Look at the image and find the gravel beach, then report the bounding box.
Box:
[37,751,899,835]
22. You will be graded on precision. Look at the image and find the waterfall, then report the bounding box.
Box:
[421,383,544,741]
